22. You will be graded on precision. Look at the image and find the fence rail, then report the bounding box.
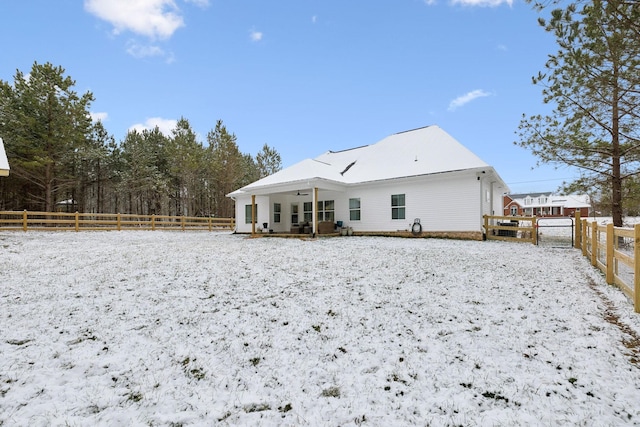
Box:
[484,215,537,244]
[486,213,640,312]
[0,211,235,232]
[579,219,640,313]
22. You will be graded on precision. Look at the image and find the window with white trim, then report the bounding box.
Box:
[349,198,361,221]
[317,200,335,222]
[391,194,405,220]
[303,202,313,223]
[245,204,257,224]
[273,203,281,223]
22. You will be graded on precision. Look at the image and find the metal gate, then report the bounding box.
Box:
[536,217,574,248]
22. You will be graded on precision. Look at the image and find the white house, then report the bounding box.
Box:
[227,125,508,240]
[0,137,9,177]
[504,192,591,217]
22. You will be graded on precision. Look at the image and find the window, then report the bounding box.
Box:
[538,196,548,204]
[510,206,518,216]
[349,198,361,221]
[291,204,299,224]
[391,194,405,220]
[317,200,335,222]
[303,202,313,223]
[245,204,257,224]
[273,203,281,223]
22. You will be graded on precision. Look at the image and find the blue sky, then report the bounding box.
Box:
[0,0,577,194]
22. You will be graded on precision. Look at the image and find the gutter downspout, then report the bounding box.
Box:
[478,171,486,236]
[229,195,238,233]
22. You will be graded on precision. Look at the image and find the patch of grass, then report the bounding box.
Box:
[321,386,340,398]
[127,391,143,403]
[278,403,292,413]
[244,403,271,413]
[481,391,521,407]
[217,411,231,422]
[312,324,321,332]
[481,391,508,403]
[189,368,205,380]
[250,357,261,366]
[181,357,205,380]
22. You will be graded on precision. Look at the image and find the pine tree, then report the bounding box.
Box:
[517,0,640,226]
[206,120,243,218]
[0,62,94,211]
[256,143,282,179]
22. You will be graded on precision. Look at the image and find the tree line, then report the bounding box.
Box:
[0,62,281,217]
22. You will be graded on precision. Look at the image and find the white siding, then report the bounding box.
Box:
[232,170,503,234]
[335,172,481,232]
[233,195,270,233]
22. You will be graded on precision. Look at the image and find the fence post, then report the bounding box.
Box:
[75,211,79,232]
[606,223,614,285]
[483,215,488,239]
[117,213,121,231]
[181,215,185,231]
[634,224,640,313]
[22,210,27,231]
[151,214,156,231]
[532,217,538,245]
[582,220,588,257]
[574,211,581,249]
[208,217,212,232]
[591,221,598,267]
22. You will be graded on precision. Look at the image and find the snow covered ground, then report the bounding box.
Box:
[2,231,640,426]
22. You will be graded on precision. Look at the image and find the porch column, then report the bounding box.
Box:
[251,194,256,236]
[313,187,318,235]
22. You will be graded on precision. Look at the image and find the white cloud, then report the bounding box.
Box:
[250,29,263,42]
[84,0,185,40]
[423,0,437,5]
[311,15,317,23]
[90,112,109,122]
[129,117,178,136]
[126,40,165,57]
[448,89,491,111]
[184,0,209,7]
[450,0,513,6]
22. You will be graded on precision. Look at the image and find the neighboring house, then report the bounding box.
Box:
[0,137,9,177]
[503,192,591,217]
[227,125,509,240]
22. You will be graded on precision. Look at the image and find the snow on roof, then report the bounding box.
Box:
[0,137,9,177]
[230,125,498,196]
[507,193,591,208]
[307,125,491,184]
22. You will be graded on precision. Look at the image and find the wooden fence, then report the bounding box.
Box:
[0,211,235,232]
[578,219,640,313]
[484,215,538,244]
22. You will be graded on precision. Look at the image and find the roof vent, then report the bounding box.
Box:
[340,161,357,176]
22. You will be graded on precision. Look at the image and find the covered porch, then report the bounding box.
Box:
[228,178,347,237]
